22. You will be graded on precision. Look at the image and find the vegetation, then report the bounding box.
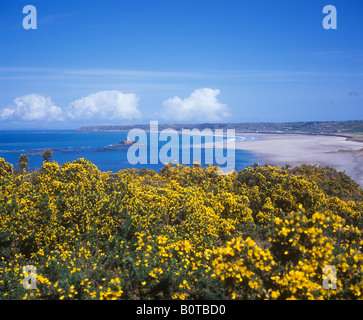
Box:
[287,164,363,202]
[17,154,29,171]
[0,157,362,300]
[41,149,53,163]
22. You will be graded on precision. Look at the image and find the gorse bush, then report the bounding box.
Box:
[0,158,362,300]
[287,164,363,202]
[41,149,53,163]
[17,154,29,171]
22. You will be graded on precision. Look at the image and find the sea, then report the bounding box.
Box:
[0,130,259,173]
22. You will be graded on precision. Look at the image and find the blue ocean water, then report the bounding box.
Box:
[0,130,259,173]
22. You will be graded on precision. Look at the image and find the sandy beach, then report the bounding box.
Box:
[230,133,363,187]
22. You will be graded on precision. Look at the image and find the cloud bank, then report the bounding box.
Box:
[162,88,230,121]
[0,88,231,124]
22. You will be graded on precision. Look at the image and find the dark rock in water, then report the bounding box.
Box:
[112,138,136,146]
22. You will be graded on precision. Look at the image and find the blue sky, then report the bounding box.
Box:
[0,0,362,129]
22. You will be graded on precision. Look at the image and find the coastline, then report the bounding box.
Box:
[109,128,363,187]
[229,133,363,188]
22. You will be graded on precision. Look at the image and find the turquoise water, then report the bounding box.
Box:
[0,130,259,173]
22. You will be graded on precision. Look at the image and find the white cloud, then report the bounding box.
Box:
[0,90,142,123]
[0,108,15,120]
[0,94,63,121]
[162,88,230,122]
[66,90,141,121]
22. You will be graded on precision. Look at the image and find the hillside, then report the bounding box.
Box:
[77,120,363,141]
[0,158,362,300]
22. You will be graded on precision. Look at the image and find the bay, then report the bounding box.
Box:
[0,130,259,173]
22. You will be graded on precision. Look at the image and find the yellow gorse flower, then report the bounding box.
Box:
[0,159,361,300]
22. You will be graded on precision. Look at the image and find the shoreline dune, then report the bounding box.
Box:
[217,133,363,188]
